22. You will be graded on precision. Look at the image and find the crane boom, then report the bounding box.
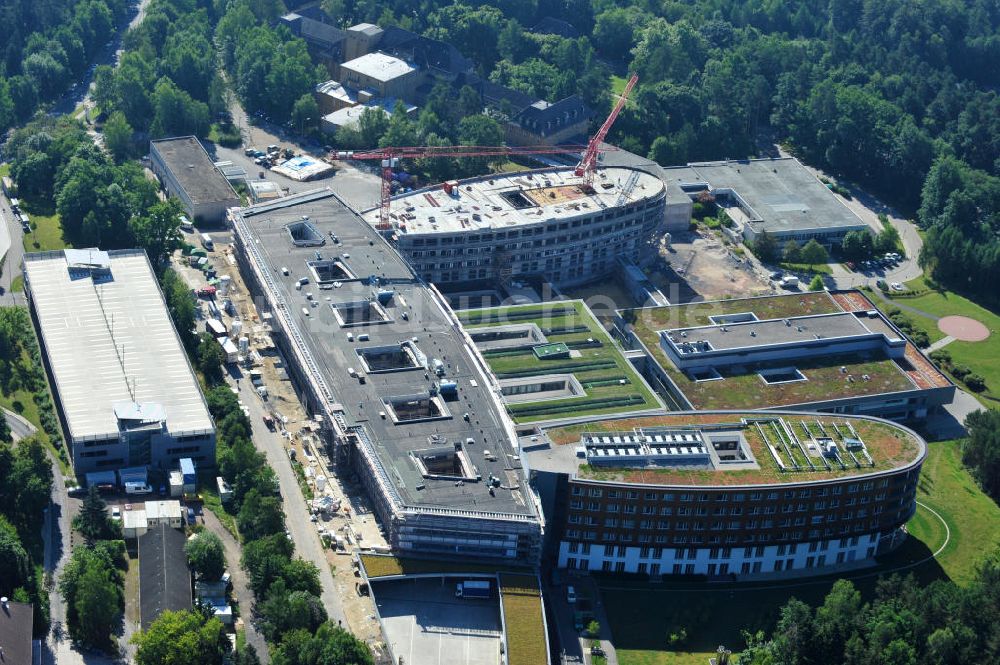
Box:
[345,144,588,161]
[575,73,638,187]
[332,144,590,229]
[329,76,638,230]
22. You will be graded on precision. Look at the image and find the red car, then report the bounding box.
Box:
[196,286,217,298]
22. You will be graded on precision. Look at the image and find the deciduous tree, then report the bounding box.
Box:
[134,609,228,665]
[185,531,227,581]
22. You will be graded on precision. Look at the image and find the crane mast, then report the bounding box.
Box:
[331,74,638,230]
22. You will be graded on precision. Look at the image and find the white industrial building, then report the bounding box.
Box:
[662,158,872,246]
[23,249,216,478]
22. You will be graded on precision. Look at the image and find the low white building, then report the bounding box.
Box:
[145,500,184,528]
[123,508,148,540]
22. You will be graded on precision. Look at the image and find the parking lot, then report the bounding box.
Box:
[373,578,503,665]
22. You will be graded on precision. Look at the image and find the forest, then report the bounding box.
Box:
[739,555,1000,665]
[0,0,127,130]
[7,1,998,302]
[314,0,999,299]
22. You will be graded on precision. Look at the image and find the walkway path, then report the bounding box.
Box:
[201,509,270,661]
[926,336,955,353]
[869,286,944,321]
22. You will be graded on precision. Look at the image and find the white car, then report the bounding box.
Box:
[111,506,121,520]
[566,585,577,604]
[890,282,905,291]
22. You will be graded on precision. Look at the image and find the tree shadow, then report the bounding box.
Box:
[46,500,65,571]
[596,531,950,658]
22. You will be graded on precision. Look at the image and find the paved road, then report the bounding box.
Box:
[201,509,270,661]
[548,576,619,665]
[0,187,26,306]
[70,0,152,122]
[927,388,984,440]
[230,373,349,628]
[3,407,36,440]
[210,97,381,212]
[41,452,121,665]
[773,146,925,291]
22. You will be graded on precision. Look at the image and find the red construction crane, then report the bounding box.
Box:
[330,74,638,230]
[337,144,589,229]
[575,73,637,188]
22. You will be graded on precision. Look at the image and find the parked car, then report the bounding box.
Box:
[769,270,783,281]
[566,585,577,604]
[187,507,196,524]
[111,506,121,520]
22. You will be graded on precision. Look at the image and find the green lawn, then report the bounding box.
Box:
[208,122,242,148]
[0,163,9,177]
[500,575,547,665]
[601,439,999,665]
[779,261,832,275]
[0,388,44,439]
[0,386,71,476]
[890,279,1000,406]
[21,203,70,251]
[459,301,660,421]
[611,75,628,96]
[493,160,532,174]
[11,275,23,292]
[201,486,238,538]
[912,440,1000,583]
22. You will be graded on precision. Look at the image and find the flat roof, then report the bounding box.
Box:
[0,600,33,665]
[598,145,691,202]
[365,167,664,234]
[322,104,389,129]
[530,411,926,486]
[621,291,949,410]
[662,158,869,234]
[24,249,214,442]
[341,52,417,82]
[138,523,192,630]
[232,190,536,517]
[663,311,902,352]
[150,136,239,207]
[316,79,357,103]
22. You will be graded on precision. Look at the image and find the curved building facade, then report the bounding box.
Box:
[526,411,925,578]
[366,166,667,288]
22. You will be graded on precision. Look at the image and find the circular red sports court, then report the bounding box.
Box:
[938,315,991,342]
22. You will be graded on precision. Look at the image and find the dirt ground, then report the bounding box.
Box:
[647,230,772,303]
